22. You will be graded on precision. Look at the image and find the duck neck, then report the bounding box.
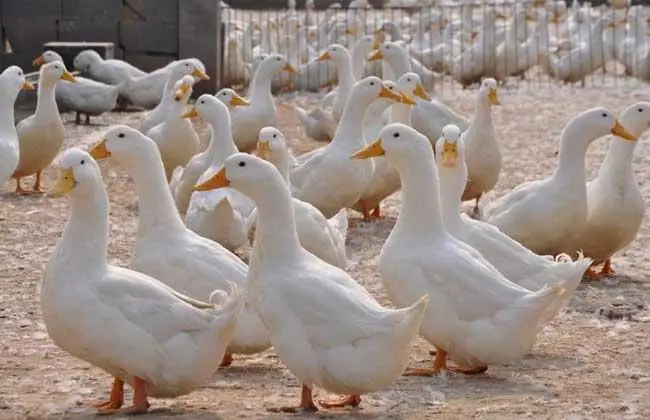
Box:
[35,77,59,121]
[394,152,446,236]
[598,137,637,183]
[329,92,373,151]
[207,117,239,167]
[552,124,590,184]
[351,44,370,80]
[437,163,466,230]
[469,97,493,132]
[129,151,188,236]
[386,51,411,77]
[251,180,303,262]
[58,184,110,270]
[248,62,274,103]
[0,86,17,132]
[389,102,412,125]
[335,53,355,93]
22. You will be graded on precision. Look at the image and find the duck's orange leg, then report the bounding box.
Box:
[13,176,30,196]
[404,348,447,376]
[32,171,44,194]
[92,378,124,410]
[599,259,615,276]
[584,267,601,281]
[370,204,382,219]
[319,394,361,409]
[359,200,371,222]
[219,351,234,367]
[267,384,318,413]
[97,376,150,415]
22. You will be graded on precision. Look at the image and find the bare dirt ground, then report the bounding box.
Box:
[1,76,650,420]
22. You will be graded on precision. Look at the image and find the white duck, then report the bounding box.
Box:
[351,75,419,218]
[0,66,33,186]
[169,89,249,216]
[482,108,637,256]
[34,51,120,125]
[13,62,77,194]
[89,126,271,366]
[246,127,348,268]
[121,58,207,110]
[231,54,296,153]
[193,152,428,412]
[185,95,255,251]
[145,75,200,180]
[352,123,569,375]
[314,44,356,123]
[461,78,502,214]
[73,49,146,85]
[568,102,650,278]
[42,148,241,414]
[140,59,209,133]
[435,124,591,313]
[290,77,404,219]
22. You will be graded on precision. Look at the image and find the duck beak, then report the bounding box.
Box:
[192,68,210,80]
[488,88,501,105]
[414,83,431,101]
[47,168,76,198]
[182,107,199,119]
[441,142,458,167]
[89,139,111,159]
[351,139,385,159]
[22,81,36,91]
[174,83,191,101]
[257,141,271,161]
[611,120,637,141]
[379,86,403,102]
[372,39,381,50]
[61,71,77,83]
[400,93,416,106]
[345,27,357,36]
[32,55,45,67]
[230,94,249,107]
[283,63,297,73]
[368,50,383,61]
[316,51,332,62]
[193,167,229,191]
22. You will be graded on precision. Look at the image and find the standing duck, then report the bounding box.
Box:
[12,62,77,194]
[352,123,571,375]
[0,66,33,185]
[194,153,427,412]
[42,148,241,414]
[481,108,637,256]
[567,102,650,278]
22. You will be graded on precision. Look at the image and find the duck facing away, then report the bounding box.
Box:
[194,153,428,412]
[42,148,241,414]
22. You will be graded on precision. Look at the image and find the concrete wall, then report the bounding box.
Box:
[0,0,222,95]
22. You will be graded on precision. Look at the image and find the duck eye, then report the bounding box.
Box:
[639,108,644,113]
[80,159,85,165]
[185,63,190,67]
[222,92,227,96]
[276,57,281,61]
[393,132,400,138]
[370,81,375,86]
[239,161,246,167]
[118,133,125,138]
[602,113,608,118]
[200,100,205,104]
[273,134,277,138]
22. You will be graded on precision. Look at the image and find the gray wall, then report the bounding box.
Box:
[0,0,221,95]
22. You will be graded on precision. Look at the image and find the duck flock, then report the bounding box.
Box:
[0,0,649,416]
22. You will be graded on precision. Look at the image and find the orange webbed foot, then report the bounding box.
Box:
[404,348,446,376]
[267,384,318,413]
[319,394,361,409]
[584,267,601,281]
[599,259,615,277]
[370,205,382,219]
[91,379,124,411]
[97,377,149,415]
[448,365,488,375]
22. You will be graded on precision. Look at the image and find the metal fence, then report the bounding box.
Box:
[217,2,647,96]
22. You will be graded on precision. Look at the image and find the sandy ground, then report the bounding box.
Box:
[2,75,650,420]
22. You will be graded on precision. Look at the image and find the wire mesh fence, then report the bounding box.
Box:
[217,1,647,98]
